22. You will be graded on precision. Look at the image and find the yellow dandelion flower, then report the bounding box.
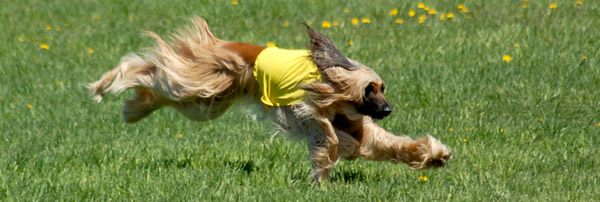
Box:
[418,15,426,23]
[449,128,454,132]
[524,0,529,2]
[577,1,583,5]
[40,43,49,50]
[27,104,33,109]
[458,4,469,12]
[348,40,353,46]
[424,6,430,11]
[463,138,467,143]
[502,55,513,62]
[597,122,600,127]
[500,129,505,133]
[321,21,332,28]
[56,81,63,86]
[583,56,588,60]
[549,3,557,9]
[177,133,184,138]
[351,18,359,25]
[361,18,371,24]
[537,118,543,122]
[395,19,404,24]
[65,22,71,26]
[231,0,238,5]
[56,27,61,32]
[88,48,95,53]
[440,13,446,21]
[446,13,454,19]
[283,21,289,27]
[333,21,339,26]
[417,3,425,9]
[409,10,416,17]
[404,103,408,108]
[45,25,52,30]
[266,42,276,47]
[18,37,24,42]
[522,4,527,8]
[419,176,428,181]
[429,9,437,15]
[94,16,101,21]
[466,127,473,131]
[389,9,399,16]
[514,43,520,48]
[344,8,350,13]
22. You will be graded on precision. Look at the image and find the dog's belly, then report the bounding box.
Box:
[171,98,234,121]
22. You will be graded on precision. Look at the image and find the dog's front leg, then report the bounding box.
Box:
[307,118,339,184]
[307,134,333,185]
[319,118,339,164]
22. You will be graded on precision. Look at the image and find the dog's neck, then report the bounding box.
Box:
[222,42,266,65]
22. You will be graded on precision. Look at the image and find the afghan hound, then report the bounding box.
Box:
[88,17,452,184]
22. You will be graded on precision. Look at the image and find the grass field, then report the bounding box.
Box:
[1,0,599,200]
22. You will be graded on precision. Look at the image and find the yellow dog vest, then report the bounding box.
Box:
[253,47,321,107]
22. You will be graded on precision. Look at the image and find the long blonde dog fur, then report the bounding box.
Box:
[89,17,452,184]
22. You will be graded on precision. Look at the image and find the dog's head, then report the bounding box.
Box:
[302,25,392,119]
[356,79,391,119]
[406,135,453,170]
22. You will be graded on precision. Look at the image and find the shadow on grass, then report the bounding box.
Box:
[331,169,366,183]
[286,167,367,184]
[224,160,257,174]
[137,158,192,170]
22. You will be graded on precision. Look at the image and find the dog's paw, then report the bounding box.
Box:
[409,135,452,170]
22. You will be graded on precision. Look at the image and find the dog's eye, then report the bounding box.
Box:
[365,85,374,94]
[381,84,385,93]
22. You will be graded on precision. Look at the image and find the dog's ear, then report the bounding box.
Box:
[303,23,357,71]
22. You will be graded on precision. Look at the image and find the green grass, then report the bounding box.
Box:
[1,0,599,200]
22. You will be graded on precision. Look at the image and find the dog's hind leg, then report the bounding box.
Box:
[88,54,156,102]
[89,54,165,123]
[122,88,171,123]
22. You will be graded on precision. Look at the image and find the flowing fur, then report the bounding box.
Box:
[88,17,451,184]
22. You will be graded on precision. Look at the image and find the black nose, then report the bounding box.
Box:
[382,106,391,113]
[378,106,392,118]
[382,106,391,114]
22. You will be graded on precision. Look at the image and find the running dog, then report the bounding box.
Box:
[88,17,452,184]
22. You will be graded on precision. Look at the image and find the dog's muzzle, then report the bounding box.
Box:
[371,105,392,119]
